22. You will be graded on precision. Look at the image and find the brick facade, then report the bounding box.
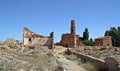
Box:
[60,20,82,48]
[95,36,112,47]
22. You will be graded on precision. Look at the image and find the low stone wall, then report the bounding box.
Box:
[74,52,120,71]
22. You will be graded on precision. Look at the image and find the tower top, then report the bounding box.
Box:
[71,20,75,26]
[70,20,76,34]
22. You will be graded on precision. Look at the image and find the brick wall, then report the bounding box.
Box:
[60,20,82,47]
[95,36,112,47]
[60,34,75,47]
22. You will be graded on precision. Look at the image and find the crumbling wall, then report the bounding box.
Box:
[103,36,112,47]
[6,38,15,45]
[23,27,33,45]
[76,36,83,46]
[5,38,22,46]
[60,20,82,48]
[95,36,112,47]
[60,34,75,47]
[31,37,51,46]
[75,52,120,71]
[23,27,54,49]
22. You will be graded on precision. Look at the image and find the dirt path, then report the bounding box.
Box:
[54,46,87,71]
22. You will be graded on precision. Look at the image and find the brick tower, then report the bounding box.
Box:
[70,20,76,47]
[70,20,76,35]
[60,20,83,48]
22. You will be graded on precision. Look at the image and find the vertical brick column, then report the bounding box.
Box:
[50,32,54,51]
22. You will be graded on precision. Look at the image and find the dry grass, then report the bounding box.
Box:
[82,63,98,71]
[64,54,78,61]
[0,45,58,71]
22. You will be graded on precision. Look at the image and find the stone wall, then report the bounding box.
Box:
[75,52,120,71]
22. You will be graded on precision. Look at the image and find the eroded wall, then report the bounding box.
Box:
[23,27,54,48]
[60,34,75,47]
[95,36,112,47]
[75,52,120,71]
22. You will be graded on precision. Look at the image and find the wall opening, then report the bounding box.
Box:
[65,43,68,47]
[29,38,31,42]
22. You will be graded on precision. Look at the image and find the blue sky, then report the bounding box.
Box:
[0,0,120,42]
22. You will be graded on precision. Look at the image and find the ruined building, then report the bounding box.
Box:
[23,27,54,49]
[95,36,112,47]
[5,38,22,46]
[60,20,82,47]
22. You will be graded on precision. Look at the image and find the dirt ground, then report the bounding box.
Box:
[54,46,87,71]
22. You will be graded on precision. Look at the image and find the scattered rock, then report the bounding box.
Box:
[65,48,72,55]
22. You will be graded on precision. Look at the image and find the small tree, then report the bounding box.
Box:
[82,39,90,46]
[82,28,95,46]
[104,30,109,36]
[89,38,95,46]
[82,38,95,46]
[83,28,89,40]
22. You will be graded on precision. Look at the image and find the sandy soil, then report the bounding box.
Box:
[54,46,87,71]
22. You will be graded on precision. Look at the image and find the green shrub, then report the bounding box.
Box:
[0,47,5,50]
[82,39,95,46]
[65,54,78,61]
[78,61,82,65]
[54,42,61,45]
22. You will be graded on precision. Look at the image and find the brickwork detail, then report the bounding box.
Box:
[95,36,112,47]
[60,20,82,47]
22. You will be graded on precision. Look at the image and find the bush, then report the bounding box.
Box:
[78,61,82,65]
[82,39,95,46]
[8,44,18,49]
[54,42,61,45]
[0,47,5,50]
[65,54,78,61]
